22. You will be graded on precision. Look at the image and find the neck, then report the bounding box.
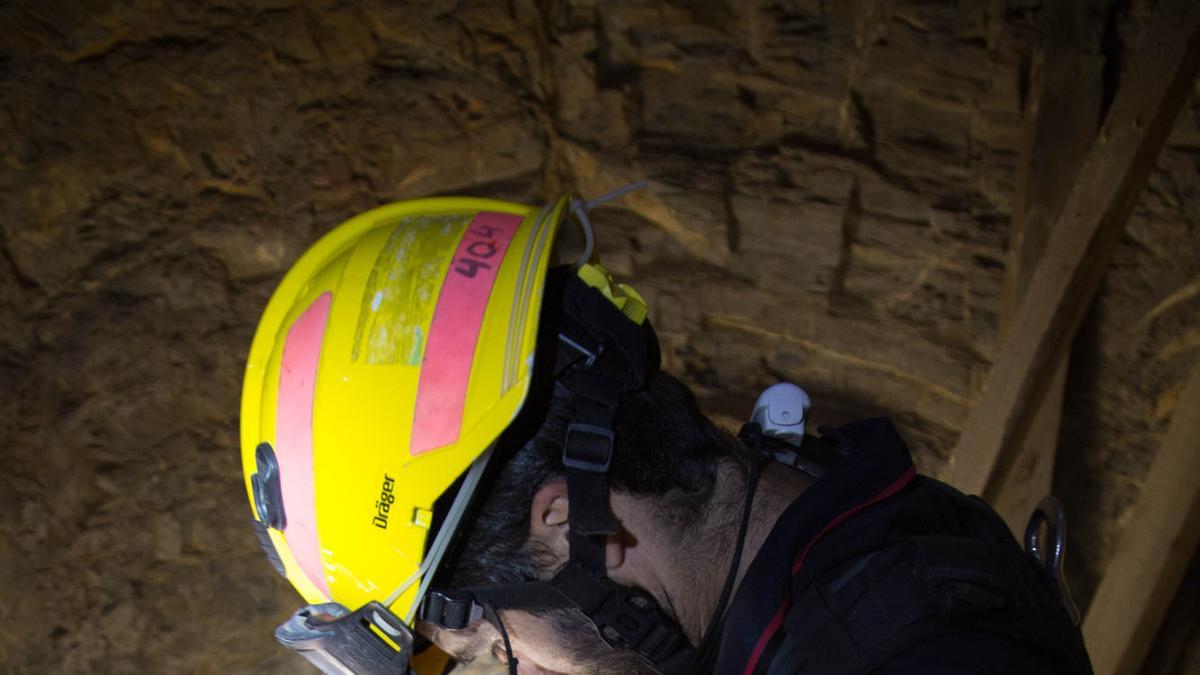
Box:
[665,461,813,644]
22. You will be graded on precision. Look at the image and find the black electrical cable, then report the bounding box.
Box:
[691,458,765,672]
[482,601,519,675]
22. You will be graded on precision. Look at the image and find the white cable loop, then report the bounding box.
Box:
[571,179,649,268]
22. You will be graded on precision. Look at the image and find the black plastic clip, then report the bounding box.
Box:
[251,442,287,530]
[419,591,484,630]
[563,423,614,473]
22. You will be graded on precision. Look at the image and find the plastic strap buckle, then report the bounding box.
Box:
[418,591,484,630]
[563,423,614,473]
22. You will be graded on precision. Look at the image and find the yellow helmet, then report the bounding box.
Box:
[240,190,656,673]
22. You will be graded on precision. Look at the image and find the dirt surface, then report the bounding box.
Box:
[1,1,1198,673]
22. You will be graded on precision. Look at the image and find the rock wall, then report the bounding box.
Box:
[1,0,1197,672]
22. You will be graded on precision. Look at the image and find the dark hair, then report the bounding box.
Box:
[443,369,750,589]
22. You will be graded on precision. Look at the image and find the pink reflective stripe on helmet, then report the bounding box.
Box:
[411,212,523,455]
[275,292,333,599]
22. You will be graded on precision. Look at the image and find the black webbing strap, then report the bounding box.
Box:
[552,564,695,669]
[560,358,628,573]
[422,576,596,630]
[456,565,696,673]
[553,275,657,575]
[423,566,697,670]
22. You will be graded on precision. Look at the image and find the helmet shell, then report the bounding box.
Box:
[240,196,569,621]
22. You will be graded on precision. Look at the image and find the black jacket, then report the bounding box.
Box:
[714,418,1092,675]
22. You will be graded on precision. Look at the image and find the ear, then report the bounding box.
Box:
[605,525,627,570]
[530,480,571,563]
[529,480,627,571]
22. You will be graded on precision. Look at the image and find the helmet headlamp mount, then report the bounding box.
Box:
[274,601,415,675]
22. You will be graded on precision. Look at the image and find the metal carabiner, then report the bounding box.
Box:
[1024,495,1082,625]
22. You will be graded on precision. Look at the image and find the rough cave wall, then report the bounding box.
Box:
[1,0,1197,673]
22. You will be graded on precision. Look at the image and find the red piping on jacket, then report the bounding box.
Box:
[739,465,917,675]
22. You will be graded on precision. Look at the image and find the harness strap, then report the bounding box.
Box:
[554,276,654,575]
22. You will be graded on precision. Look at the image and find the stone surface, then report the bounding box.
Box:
[0,0,1197,673]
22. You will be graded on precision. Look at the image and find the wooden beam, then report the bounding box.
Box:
[1082,361,1200,675]
[946,0,1200,500]
[1133,548,1200,675]
[991,0,1105,533]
